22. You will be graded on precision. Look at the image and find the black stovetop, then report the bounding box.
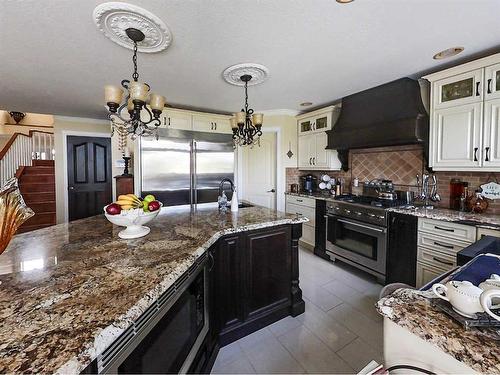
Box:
[334,194,403,209]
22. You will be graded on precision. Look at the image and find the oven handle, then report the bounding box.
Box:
[336,217,386,233]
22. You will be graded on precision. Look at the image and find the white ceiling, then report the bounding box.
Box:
[2,0,500,119]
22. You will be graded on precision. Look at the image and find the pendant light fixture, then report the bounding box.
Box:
[103,28,166,140]
[230,74,264,147]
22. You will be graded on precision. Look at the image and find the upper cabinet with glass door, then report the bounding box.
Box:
[485,63,500,101]
[433,69,484,109]
[297,104,340,136]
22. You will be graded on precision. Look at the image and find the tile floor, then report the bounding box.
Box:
[211,248,384,374]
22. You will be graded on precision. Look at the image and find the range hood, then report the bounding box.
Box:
[326,78,429,171]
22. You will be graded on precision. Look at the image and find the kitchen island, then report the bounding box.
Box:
[0,204,307,374]
[378,288,500,374]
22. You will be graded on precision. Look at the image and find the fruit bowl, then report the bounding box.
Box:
[104,203,163,239]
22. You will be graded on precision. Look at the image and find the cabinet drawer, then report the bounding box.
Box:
[416,260,449,288]
[286,203,315,225]
[418,231,471,256]
[418,218,476,242]
[417,246,456,269]
[286,195,315,208]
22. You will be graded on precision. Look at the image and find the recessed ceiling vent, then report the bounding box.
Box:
[93,2,172,53]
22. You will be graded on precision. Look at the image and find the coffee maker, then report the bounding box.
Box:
[301,175,317,194]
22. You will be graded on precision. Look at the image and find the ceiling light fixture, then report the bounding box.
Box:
[300,102,313,107]
[336,0,354,3]
[103,28,166,140]
[229,75,264,148]
[433,47,464,60]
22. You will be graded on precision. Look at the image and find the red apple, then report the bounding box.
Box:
[148,200,161,212]
[106,203,122,215]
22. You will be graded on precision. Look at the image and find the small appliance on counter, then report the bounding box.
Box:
[301,174,317,194]
[290,183,299,194]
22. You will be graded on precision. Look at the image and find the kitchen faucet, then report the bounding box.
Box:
[218,178,235,211]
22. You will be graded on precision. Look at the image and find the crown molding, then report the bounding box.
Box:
[54,115,109,125]
[257,109,300,117]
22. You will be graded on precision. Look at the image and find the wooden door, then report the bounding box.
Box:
[431,102,483,169]
[67,136,112,221]
[313,132,329,168]
[192,115,214,132]
[485,63,500,101]
[433,68,483,109]
[245,226,291,319]
[214,235,245,339]
[241,132,277,209]
[483,98,500,168]
[163,109,192,130]
[387,212,417,286]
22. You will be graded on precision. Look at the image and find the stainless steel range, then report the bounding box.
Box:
[325,182,402,283]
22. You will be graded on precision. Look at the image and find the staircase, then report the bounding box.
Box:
[0,130,56,233]
[17,160,56,233]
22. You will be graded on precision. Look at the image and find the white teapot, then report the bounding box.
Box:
[479,274,500,291]
[432,280,487,317]
[478,274,500,321]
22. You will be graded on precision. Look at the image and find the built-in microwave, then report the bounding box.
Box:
[97,254,209,374]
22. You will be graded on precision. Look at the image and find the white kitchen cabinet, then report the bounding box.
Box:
[485,62,500,101]
[192,115,232,134]
[297,105,339,136]
[483,98,500,168]
[433,69,483,110]
[416,260,447,288]
[285,195,316,248]
[424,52,500,172]
[163,110,192,131]
[298,133,341,170]
[430,102,483,170]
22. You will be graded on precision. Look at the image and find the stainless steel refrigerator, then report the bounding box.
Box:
[140,129,234,207]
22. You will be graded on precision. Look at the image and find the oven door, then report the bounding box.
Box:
[325,214,387,276]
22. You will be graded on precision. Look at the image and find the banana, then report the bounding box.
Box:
[117,195,134,201]
[120,204,134,210]
[116,199,135,206]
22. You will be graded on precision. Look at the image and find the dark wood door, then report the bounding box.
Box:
[245,226,291,318]
[387,212,417,286]
[67,136,112,221]
[214,234,245,334]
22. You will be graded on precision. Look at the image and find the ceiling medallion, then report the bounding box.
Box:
[93,2,172,53]
[223,63,269,86]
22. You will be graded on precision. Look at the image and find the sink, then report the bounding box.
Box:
[238,202,253,208]
[226,202,253,209]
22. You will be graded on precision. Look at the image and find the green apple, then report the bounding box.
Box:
[143,200,150,212]
[144,194,156,203]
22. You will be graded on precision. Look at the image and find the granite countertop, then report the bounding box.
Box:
[378,288,500,374]
[388,206,500,228]
[285,191,336,201]
[286,192,500,228]
[0,204,307,374]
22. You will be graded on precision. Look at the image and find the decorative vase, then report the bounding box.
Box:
[0,178,35,254]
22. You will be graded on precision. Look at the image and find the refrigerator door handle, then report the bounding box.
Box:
[193,140,198,205]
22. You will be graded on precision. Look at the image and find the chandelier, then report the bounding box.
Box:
[103,28,166,140]
[230,75,264,147]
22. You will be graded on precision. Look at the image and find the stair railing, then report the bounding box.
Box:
[0,130,54,187]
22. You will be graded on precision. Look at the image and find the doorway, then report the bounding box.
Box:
[66,135,112,221]
[241,132,277,209]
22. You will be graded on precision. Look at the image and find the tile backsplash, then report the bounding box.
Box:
[286,145,500,214]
